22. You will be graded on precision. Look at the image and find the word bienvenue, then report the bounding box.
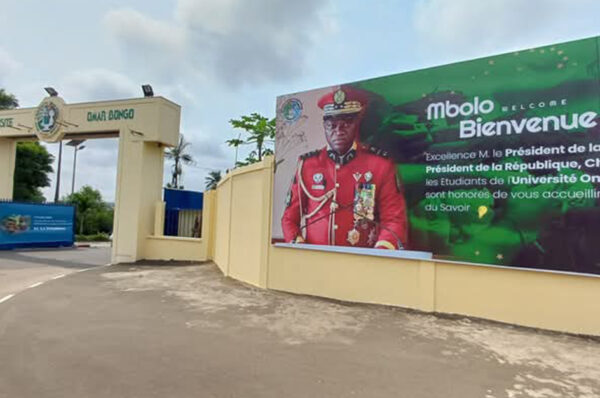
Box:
[426,97,597,139]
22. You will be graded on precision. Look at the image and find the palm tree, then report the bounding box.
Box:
[165,135,194,189]
[204,170,222,190]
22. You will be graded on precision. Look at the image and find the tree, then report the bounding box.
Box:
[226,113,275,167]
[13,142,54,202]
[64,186,113,235]
[204,170,222,190]
[0,88,54,202]
[165,135,194,189]
[0,88,18,110]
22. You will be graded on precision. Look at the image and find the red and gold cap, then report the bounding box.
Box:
[317,86,367,117]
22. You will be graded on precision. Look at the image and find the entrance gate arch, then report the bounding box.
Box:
[0,95,181,263]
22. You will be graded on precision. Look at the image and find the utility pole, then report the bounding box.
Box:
[71,144,85,194]
[66,139,86,195]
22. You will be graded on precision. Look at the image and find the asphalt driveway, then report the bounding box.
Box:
[0,253,598,398]
[0,246,110,299]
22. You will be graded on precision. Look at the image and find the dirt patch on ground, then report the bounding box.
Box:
[103,265,371,345]
[102,263,600,398]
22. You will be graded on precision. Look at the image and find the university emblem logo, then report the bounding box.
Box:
[34,97,66,142]
[35,102,59,134]
[281,98,303,123]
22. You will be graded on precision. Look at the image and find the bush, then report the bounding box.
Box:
[88,233,110,241]
[76,233,110,242]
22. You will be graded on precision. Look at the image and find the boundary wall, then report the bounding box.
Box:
[204,156,600,336]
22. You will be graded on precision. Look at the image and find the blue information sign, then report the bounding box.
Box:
[0,202,75,249]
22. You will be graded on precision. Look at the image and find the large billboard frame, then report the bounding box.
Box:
[272,35,600,277]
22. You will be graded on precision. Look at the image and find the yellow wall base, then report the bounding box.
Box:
[144,236,207,262]
[204,156,600,337]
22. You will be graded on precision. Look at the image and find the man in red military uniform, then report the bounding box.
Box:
[281,86,408,249]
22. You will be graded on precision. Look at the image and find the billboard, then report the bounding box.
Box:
[0,202,75,249]
[272,36,600,276]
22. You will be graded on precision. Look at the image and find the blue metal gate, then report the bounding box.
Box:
[163,189,203,238]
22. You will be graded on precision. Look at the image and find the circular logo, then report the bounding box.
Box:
[281,98,303,123]
[35,102,60,135]
[34,97,66,142]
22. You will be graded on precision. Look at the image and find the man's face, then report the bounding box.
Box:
[323,114,360,154]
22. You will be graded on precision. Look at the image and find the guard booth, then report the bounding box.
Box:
[0,93,181,263]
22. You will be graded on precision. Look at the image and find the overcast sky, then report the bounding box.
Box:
[1,0,598,201]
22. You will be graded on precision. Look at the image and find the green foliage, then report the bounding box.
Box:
[204,170,222,190]
[13,142,54,202]
[76,233,111,242]
[64,186,113,235]
[165,135,194,189]
[227,113,275,167]
[0,88,18,110]
[0,89,52,203]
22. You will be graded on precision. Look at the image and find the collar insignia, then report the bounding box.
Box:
[327,148,356,165]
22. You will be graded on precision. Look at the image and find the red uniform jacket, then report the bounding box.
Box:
[281,143,408,249]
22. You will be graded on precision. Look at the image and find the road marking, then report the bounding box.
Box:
[1,263,109,306]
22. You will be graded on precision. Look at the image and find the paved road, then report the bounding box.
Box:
[0,247,110,299]
[0,254,598,398]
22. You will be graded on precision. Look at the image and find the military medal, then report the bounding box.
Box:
[367,228,377,246]
[354,183,376,220]
[347,228,360,245]
[364,171,373,182]
[312,172,325,190]
[348,182,377,246]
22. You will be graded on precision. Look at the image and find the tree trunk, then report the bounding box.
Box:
[171,158,179,187]
[258,140,263,161]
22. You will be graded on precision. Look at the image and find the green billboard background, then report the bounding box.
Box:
[346,36,600,274]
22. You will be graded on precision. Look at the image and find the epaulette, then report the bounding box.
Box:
[367,145,389,158]
[300,149,320,160]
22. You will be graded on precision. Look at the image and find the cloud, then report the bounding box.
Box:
[413,0,600,61]
[177,132,232,170]
[104,0,332,87]
[0,47,19,84]
[42,138,119,202]
[104,8,187,81]
[59,68,140,102]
